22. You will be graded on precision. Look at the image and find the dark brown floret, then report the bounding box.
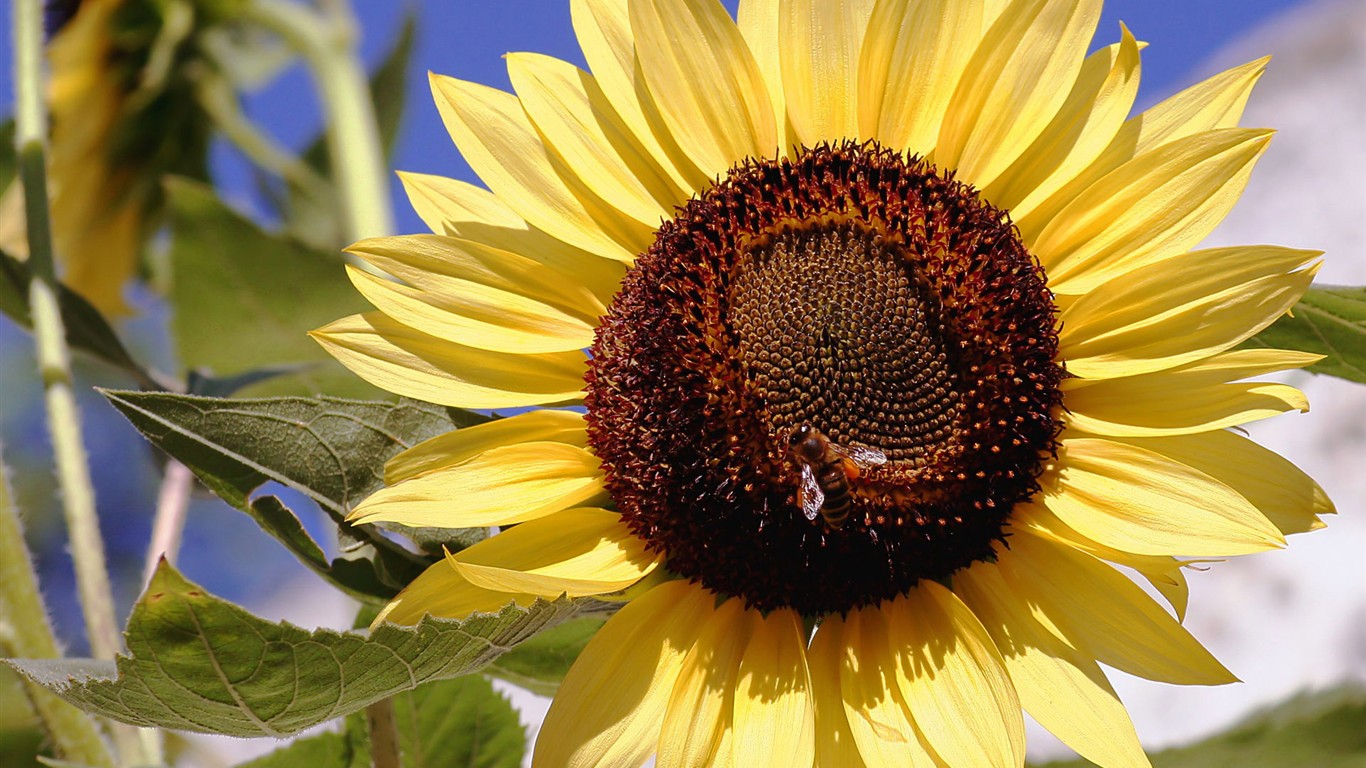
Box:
[585,141,1063,616]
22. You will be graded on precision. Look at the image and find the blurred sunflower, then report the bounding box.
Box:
[315,0,1333,765]
[10,0,215,315]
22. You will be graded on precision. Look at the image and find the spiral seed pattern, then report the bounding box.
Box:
[730,224,964,468]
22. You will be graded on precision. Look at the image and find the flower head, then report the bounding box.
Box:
[315,1,1333,766]
[37,0,215,314]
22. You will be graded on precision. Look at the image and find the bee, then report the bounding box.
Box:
[788,425,887,529]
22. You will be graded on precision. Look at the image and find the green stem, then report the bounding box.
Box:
[194,73,333,204]
[14,0,119,675]
[0,446,115,768]
[13,2,149,764]
[242,0,394,240]
[365,697,402,768]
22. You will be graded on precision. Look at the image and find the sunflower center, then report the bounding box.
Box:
[730,224,964,466]
[586,141,1063,615]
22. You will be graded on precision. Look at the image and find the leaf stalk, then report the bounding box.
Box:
[366,697,402,768]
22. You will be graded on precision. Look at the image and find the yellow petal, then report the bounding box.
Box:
[395,172,626,306]
[658,599,752,768]
[1013,501,1196,621]
[1147,568,1192,624]
[1015,56,1267,237]
[430,73,648,262]
[1040,435,1285,556]
[983,0,1011,26]
[984,26,1142,212]
[889,583,1025,768]
[311,312,585,409]
[858,0,984,154]
[736,0,798,156]
[534,580,715,768]
[734,608,816,768]
[399,170,524,232]
[507,52,680,224]
[570,0,705,191]
[1033,128,1272,291]
[955,563,1152,768]
[349,442,605,528]
[807,618,867,768]
[710,719,737,768]
[838,606,940,768]
[386,409,587,484]
[779,0,875,145]
[998,531,1237,685]
[373,559,532,626]
[655,598,754,765]
[629,0,778,178]
[1110,430,1335,537]
[1062,349,1320,436]
[346,265,595,355]
[935,0,1103,189]
[347,234,604,324]
[1059,246,1320,378]
[449,508,658,596]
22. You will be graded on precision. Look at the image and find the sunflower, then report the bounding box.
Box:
[35,0,214,315]
[313,0,1333,765]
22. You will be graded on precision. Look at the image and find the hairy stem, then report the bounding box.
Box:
[13,2,149,763]
[14,0,119,676]
[0,446,115,768]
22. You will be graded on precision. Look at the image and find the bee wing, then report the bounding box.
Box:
[834,444,887,468]
[798,464,823,521]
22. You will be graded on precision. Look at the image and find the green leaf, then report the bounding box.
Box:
[242,495,404,602]
[165,178,377,398]
[186,365,321,397]
[6,561,605,738]
[237,676,523,768]
[375,521,491,557]
[101,389,488,600]
[1242,286,1366,384]
[0,249,160,388]
[392,675,524,768]
[235,716,369,768]
[1031,683,1366,767]
[485,617,606,697]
